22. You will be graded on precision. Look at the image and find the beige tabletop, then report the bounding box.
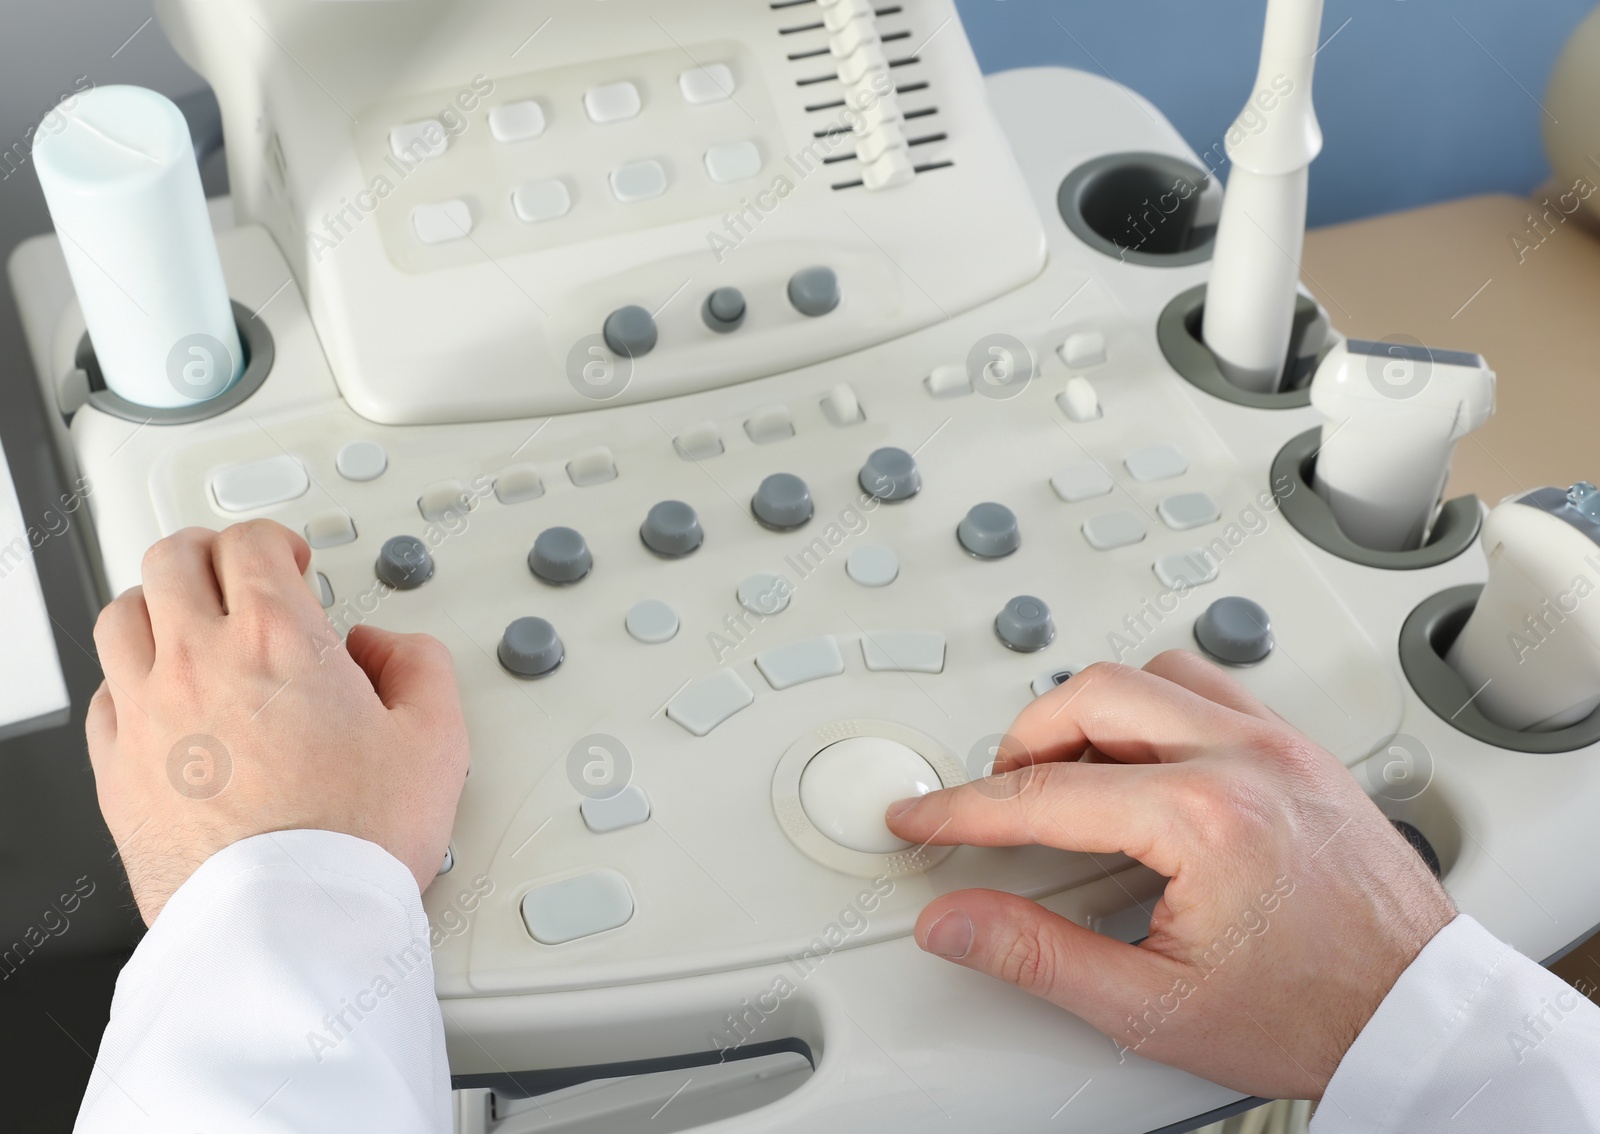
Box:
[1302,193,1600,506]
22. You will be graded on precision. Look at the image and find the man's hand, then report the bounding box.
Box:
[87,521,469,925]
[885,651,1455,1100]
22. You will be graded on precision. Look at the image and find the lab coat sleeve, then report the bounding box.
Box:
[1313,914,1600,1132]
[75,830,451,1134]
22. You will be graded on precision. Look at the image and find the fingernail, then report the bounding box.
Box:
[885,797,920,822]
[924,910,974,959]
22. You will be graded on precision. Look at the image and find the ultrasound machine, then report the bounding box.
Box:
[9,0,1600,1130]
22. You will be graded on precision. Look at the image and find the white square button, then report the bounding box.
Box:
[1057,376,1101,422]
[581,784,652,834]
[513,179,571,223]
[704,140,761,184]
[1050,464,1114,503]
[390,120,447,161]
[304,509,357,549]
[744,405,794,444]
[1059,330,1107,369]
[679,63,734,104]
[568,446,618,487]
[674,421,724,461]
[411,200,472,244]
[1158,491,1221,531]
[494,464,544,505]
[860,631,946,674]
[211,455,308,513]
[521,870,634,944]
[1125,443,1188,482]
[925,362,972,399]
[1082,511,1147,551]
[609,159,667,203]
[490,100,546,142]
[585,81,641,123]
[1154,550,1220,589]
[418,479,472,522]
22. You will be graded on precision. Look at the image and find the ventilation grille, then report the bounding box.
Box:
[769,1,955,191]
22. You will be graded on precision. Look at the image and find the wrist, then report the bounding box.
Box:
[1324,886,1458,1086]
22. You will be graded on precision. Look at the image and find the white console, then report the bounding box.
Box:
[151,0,1045,424]
[11,3,1600,1132]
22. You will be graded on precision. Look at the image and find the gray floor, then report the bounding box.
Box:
[0,951,132,1131]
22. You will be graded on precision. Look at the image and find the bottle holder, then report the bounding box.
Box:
[1269,429,1482,569]
[74,299,273,425]
[1056,152,1218,267]
[1158,284,1330,409]
[1400,585,1600,753]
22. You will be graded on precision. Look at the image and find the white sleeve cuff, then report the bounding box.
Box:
[76,830,450,1134]
[1314,914,1600,1133]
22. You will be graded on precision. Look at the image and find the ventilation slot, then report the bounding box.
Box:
[804,80,927,113]
[830,162,952,191]
[777,4,904,33]
[821,132,945,164]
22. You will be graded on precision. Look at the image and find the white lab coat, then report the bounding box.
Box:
[74,831,1600,1133]
[1314,914,1600,1131]
[76,831,451,1132]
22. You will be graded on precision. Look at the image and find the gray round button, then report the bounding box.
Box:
[602,305,657,358]
[859,447,921,501]
[702,287,746,333]
[640,500,703,557]
[375,535,434,590]
[787,266,840,317]
[752,473,813,530]
[958,502,1020,558]
[529,527,593,584]
[498,617,563,677]
[1194,597,1274,665]
[996,595,1055,652]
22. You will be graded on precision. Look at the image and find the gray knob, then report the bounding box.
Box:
[958,502,1020,558]
[602,305,657,358]
[529,527,593,583]
[752,473,813,530]
[375,535,434,590]
[641,500,703,557]
[702,287,746,333]
[1194,597,1274,665]
[859,447,921,501]
[996,595,1055,652]
[787,266,840,317]
[498,617,564,678]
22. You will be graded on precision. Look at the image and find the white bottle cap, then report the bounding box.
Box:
[34,85,243,409]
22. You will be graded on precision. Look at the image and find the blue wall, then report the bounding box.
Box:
[957,0,1598,225]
